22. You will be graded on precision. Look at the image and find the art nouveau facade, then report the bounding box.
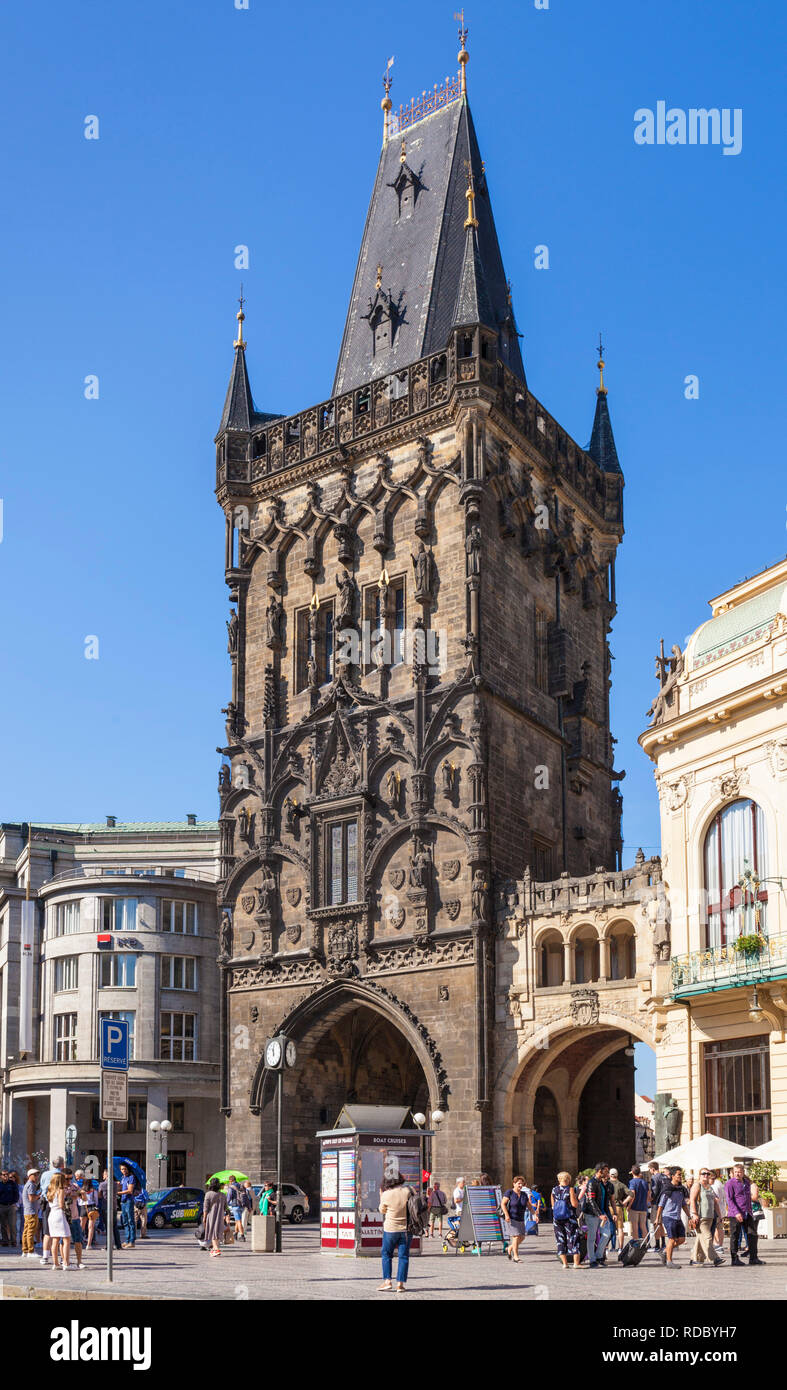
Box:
[0,820,224,1186]
[640,557,787,1151]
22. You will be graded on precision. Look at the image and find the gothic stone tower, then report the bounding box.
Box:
[214,50,624,1191]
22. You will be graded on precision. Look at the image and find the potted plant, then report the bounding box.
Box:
[732,933,765,957]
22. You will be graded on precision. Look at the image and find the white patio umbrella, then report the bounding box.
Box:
[652,1132,756,1170]
[748,1135,787,1163]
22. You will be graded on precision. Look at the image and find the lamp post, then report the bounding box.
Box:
[149,1118,173,1189]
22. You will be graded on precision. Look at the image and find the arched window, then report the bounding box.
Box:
[609,925,636,980]
[537,931,564,987]
[704,798,768,948]
[574,928,600,984]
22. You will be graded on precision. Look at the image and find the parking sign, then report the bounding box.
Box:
[100,1017,129,1072]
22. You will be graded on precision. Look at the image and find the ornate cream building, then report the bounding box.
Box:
[640,556,787,1151]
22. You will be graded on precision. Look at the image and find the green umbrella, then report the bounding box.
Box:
[207,1170,250,1190]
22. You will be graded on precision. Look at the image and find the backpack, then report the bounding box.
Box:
[406,1190,428,1237]
[552,1186,573,1221]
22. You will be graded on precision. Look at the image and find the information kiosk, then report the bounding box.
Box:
[316,1105,432,1257]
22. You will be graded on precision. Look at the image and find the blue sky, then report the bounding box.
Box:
[1,0,784,1043]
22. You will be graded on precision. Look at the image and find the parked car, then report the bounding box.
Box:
[251,1183,310,1223]
[146,1186,204,1229]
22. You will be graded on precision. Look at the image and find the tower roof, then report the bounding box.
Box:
[333,96,524,395]
[586,386,621,474]
[217,343,257,434]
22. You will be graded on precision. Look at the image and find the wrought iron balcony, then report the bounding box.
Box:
[670,933,787,997]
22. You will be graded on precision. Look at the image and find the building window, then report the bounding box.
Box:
[704,799,768,948]
[533,837,554,883]
[296,601,335,692]
[167,1152,187,1187]
[538,933,564,987]
[52,901,80,937]
[54,1013,78,1061]
[54,956,78,992]
[705,1035,771,1148]
[90,1104,107,1133]
[160,1012,196,1061]
[363,577,406,670]
[98,1011,135,1060]
[325,819,359,906]
[534,609,549,693]
[161,956,197,991]
[101,898,137,932]
[168,1100,185,1132]
[99,953,137,988]
[162,901,198,934]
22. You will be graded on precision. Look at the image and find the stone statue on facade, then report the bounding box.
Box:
[466,524,481,576]
[266,594,284,649]
[647,641,684,724]
[471,868,490,924]
[226,609,239,657]
[664,1098,682,1149]
[219,910,232,960]
[257,863,276,917]
[411,542,436,602]
[409,837,432,893]
[336,568,359,625]
[440,759,456,796]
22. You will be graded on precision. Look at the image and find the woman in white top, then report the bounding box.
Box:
[711,1171,727,1251]
[47,1174,72,1271]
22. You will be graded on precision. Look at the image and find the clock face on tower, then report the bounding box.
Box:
[265,1038,282,1069]
[285,1040,297,1068]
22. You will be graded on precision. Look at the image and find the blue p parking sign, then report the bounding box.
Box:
[101,1017,129,1072]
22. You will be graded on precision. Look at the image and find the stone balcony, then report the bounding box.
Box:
[670,932,787,998]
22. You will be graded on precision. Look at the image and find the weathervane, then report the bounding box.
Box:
[234,283,247,349]
[597,333,606,394]
[381,56,394,141]
[455,10,469,95]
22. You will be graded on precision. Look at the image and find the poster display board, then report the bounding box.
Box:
[317,1126,432,1258]
[455,1185,506,1250]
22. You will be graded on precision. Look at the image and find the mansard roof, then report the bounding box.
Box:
[333,96,525,395]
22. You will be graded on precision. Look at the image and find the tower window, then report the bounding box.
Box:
[534,608,549,693]
[430,354,447,384]
[362,577,406,671]
[533,837,554,883]
[457,333,473,359]
[252,434,267,459]
[325,819,359,906]
[296,600,335,693]
[356,388,371,416]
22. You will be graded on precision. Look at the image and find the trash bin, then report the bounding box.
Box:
[251,1214,275,1252]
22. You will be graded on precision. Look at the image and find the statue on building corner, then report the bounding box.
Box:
[663,1098,682,1149]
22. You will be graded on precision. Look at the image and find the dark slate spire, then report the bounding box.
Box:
[586,341,621,474]
[216,295,280,437]
[452,166,495,330]
[333,92,525,395]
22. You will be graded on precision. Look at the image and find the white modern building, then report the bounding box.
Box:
[0,819,224,1187]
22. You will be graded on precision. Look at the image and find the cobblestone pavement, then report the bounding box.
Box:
[2,1227,786,1300]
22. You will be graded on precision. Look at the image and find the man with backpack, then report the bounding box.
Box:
[119,1164,138,1248]
[648,1162,669,1251]
[582,1162,617,1268]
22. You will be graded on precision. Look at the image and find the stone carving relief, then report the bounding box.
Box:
[388,868,405,891]
[240,893,256,915]
[326,919,358,975]
[570,987,600,1027]
[285,922,302,945]
[712,768,746,802]
[286,887,302,908]
[441,859,461,881]
[765,740,787,777]
[444,900,461,921]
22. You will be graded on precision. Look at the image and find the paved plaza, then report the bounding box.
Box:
[2,1225,787,1301]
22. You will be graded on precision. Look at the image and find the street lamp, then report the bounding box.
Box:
[150,1119,173,1189]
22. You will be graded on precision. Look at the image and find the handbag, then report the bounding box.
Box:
[525,1217,539,1236]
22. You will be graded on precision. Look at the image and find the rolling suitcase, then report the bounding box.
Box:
[618,1232,650,1266]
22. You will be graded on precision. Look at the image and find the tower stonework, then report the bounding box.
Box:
[214,69,624,1192]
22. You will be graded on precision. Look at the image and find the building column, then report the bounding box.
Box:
[561,1126,580,1175]
[48,1088,70,1164]
[520,1123,536,1179]
[563,941,575,985]
[598,936,610,982]
[145,1084,168,1191]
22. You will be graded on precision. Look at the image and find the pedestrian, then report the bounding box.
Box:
[657,1166,689,1268]
[725,1163,764,1267]
[0,1168,18,1247]
[38,1156,66,1265]
[20,1167,41,1258]
[648,1161,668,1251]
[582,1163,616,1268]
[608,1168,629,1249]
[46,1173,72,1272]
[226,1174,244,1241]
[377,1173,413,1293]
[501,1176,532,1263]
[689,1168,725,1267]
[119,1164,137,1248]
[551,1170,580,1269]
[529,1182,545,1232]
[240,1181,254,1239]
[98,1169,122,1251]
[426,1178,448,1239]
[84,1179,100,1250]
[624,1164,650,1241]
[202,1178,227,1258]
[710,1170,727,1254]
[64,1169,85,1269]
[10,1171,24,1246]
[135,1181,149,1239]
[258,1181,277,1216]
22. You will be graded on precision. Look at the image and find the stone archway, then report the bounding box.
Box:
[250,981,440,1197]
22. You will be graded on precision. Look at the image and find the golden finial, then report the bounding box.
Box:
[378,567,390,589]
[400,137,407,164]
[376,264,383,290]
[309,590,320,612]
[381,56,394,143]
[597,333,607,395]
[455,11,469,96]
[463,158,478,229]
[234,284,247,349]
